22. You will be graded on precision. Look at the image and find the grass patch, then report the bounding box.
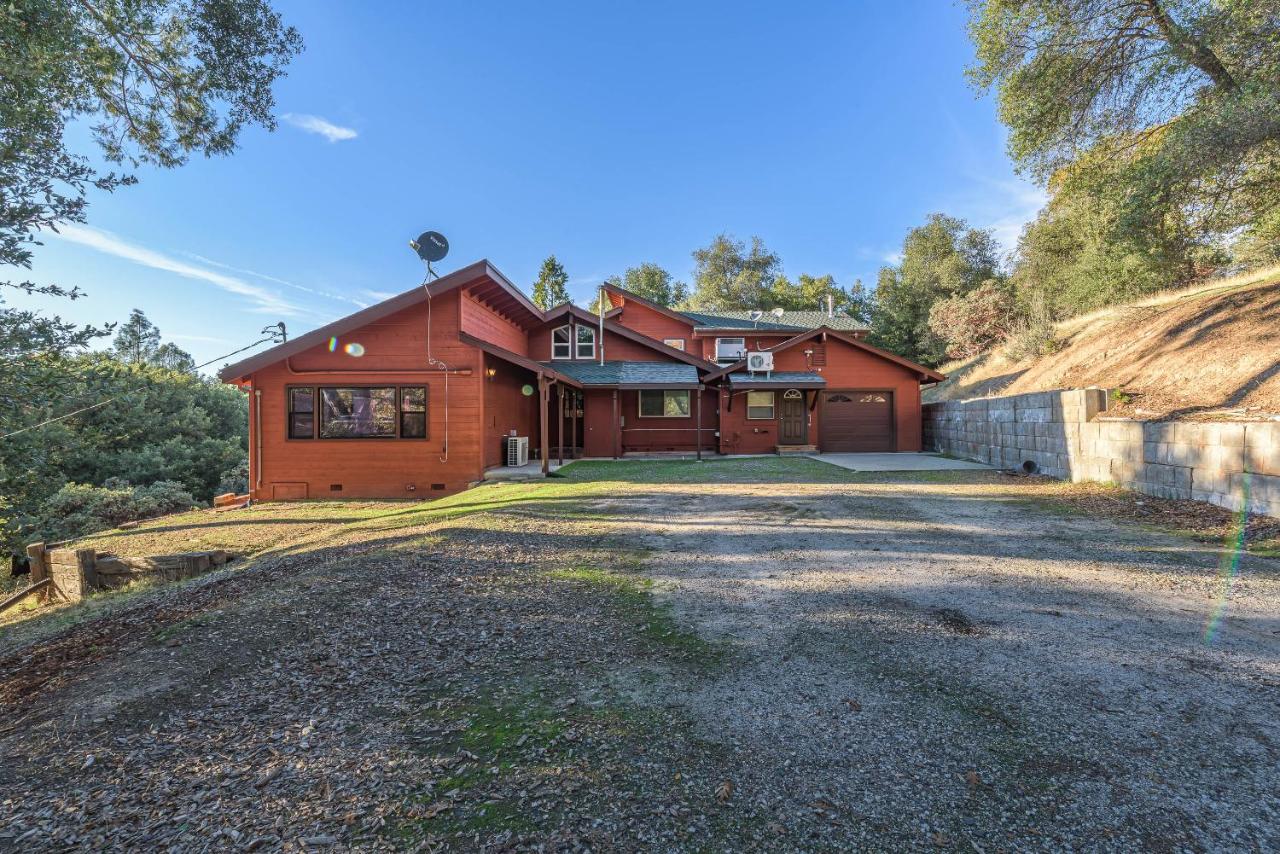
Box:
[547,566,725,665]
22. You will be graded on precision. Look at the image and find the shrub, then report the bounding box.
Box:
[927,280,1018,360]
[1003,291,1061,361]
[216,459,250,495]
[34,481,198,544]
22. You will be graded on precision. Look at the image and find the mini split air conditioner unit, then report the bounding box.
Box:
[505,436,529,466]
[747,351,774,372]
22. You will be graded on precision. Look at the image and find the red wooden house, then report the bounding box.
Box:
[218,260,943,501]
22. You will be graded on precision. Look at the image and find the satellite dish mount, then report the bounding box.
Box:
[409,230,450,281]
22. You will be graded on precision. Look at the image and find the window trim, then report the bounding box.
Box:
[575,324,596,359]
[288,386,315,439]
[637,389,692,419]
[662,338,686,351]
[551,325,572,360]
[715,337,746,363]
[745,390,776,420]
[285,384,429,441]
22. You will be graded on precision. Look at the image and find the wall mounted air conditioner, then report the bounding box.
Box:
[747,351,774,372]
[505,436,529,466]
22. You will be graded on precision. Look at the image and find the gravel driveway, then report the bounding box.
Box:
[0,466,1276,851]
[624,477,1280,851]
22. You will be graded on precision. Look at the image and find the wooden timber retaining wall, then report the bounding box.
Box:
[25,544,236,604]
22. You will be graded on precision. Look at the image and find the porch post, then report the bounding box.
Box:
[539,375,550,475]
[571,391,578,459]
[612,390,619,459]
[696,385,703,461]
[557,383,564,466]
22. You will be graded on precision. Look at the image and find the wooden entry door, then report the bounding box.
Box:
[779,389,807,444]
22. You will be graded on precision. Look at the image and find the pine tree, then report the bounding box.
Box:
[531,256,571,309]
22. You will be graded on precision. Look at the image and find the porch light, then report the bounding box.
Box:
[486,367,497,379]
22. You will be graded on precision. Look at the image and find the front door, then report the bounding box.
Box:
[779,389,807,444]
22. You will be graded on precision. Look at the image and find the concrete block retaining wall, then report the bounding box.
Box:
[923,389,1280,518]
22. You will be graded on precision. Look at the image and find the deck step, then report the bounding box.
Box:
[776,444,817,454]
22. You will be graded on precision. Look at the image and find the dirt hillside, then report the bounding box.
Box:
[926,266,1280,420]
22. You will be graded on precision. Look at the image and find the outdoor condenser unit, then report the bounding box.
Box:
[505,436,530,467]
[747,351,774,372]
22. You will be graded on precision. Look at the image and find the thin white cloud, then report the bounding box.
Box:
[54,224,303,317]
[184,252,368,308]
[361,289,399,302]
[282,113,358,143]
[882,251,904,266]
[168,333,233,344]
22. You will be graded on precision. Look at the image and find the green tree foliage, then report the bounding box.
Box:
[869,214,1003,366]
[0,354,248,554]
[33,480,197,545]
[112,309,196,370]
[1013,171,1208,315]
[531,255,571,309]
[605,263,689,307]
[687,234,782,310]
[927,280,1018,360]
[968,0,1280,275]
[769,273,871,322]
[113,308,162,364]
[0,0,299,462]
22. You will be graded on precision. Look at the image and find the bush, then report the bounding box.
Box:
[34,481,198,544]
[927,280,1018,360]
[216,459,249,495]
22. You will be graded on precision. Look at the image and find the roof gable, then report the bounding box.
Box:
[218,260,538,382]
[706,327,945,383]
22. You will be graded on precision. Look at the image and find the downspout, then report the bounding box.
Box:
[253,388,263,497]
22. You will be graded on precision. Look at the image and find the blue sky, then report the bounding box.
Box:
[15,1,1045,371]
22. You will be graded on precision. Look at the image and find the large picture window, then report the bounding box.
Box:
[321,387,397,438]
[288,386,427,439]
[638,389,691,418]
[746,391,776,420]
[576,324,596,359]
[715,337,746,363]
[551,325,572,359]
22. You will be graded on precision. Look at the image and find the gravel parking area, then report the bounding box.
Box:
[0,464,1276,851]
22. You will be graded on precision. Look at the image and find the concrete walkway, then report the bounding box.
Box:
[808,452,992,472]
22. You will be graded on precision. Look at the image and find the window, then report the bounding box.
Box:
[290,386,428,440]
[638,389,691,418]
[551,325,572,359]
[576,324,596,359]
[746,391,775,419]
[400,387,428,438]
[715,337,746,363]
[320,387,397,438]
[663,338,686,351]
[288,387,315,439]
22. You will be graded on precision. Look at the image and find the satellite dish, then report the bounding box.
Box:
[410,231,449,263]
[770,307,786,318]
[749,310,764,322]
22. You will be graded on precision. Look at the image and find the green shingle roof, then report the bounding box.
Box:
[542,360,700,386]
[680,310,867,332]
[727,372,826,385]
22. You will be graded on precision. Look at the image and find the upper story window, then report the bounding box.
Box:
[551,325,572,360]
[715,337,746,364]
[663,338,686,351]
[576,324,596,359]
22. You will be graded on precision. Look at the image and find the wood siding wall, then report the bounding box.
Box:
[718,336,924,454]
[460,290,529,356]
[481,354,539,468]
[249,291,494,499]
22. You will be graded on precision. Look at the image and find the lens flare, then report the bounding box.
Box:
[327,336,338,352]
[1204,473,1250,644]
[344,342,365,357]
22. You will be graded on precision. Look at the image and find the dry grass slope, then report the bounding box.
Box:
[928,265,1280,420]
